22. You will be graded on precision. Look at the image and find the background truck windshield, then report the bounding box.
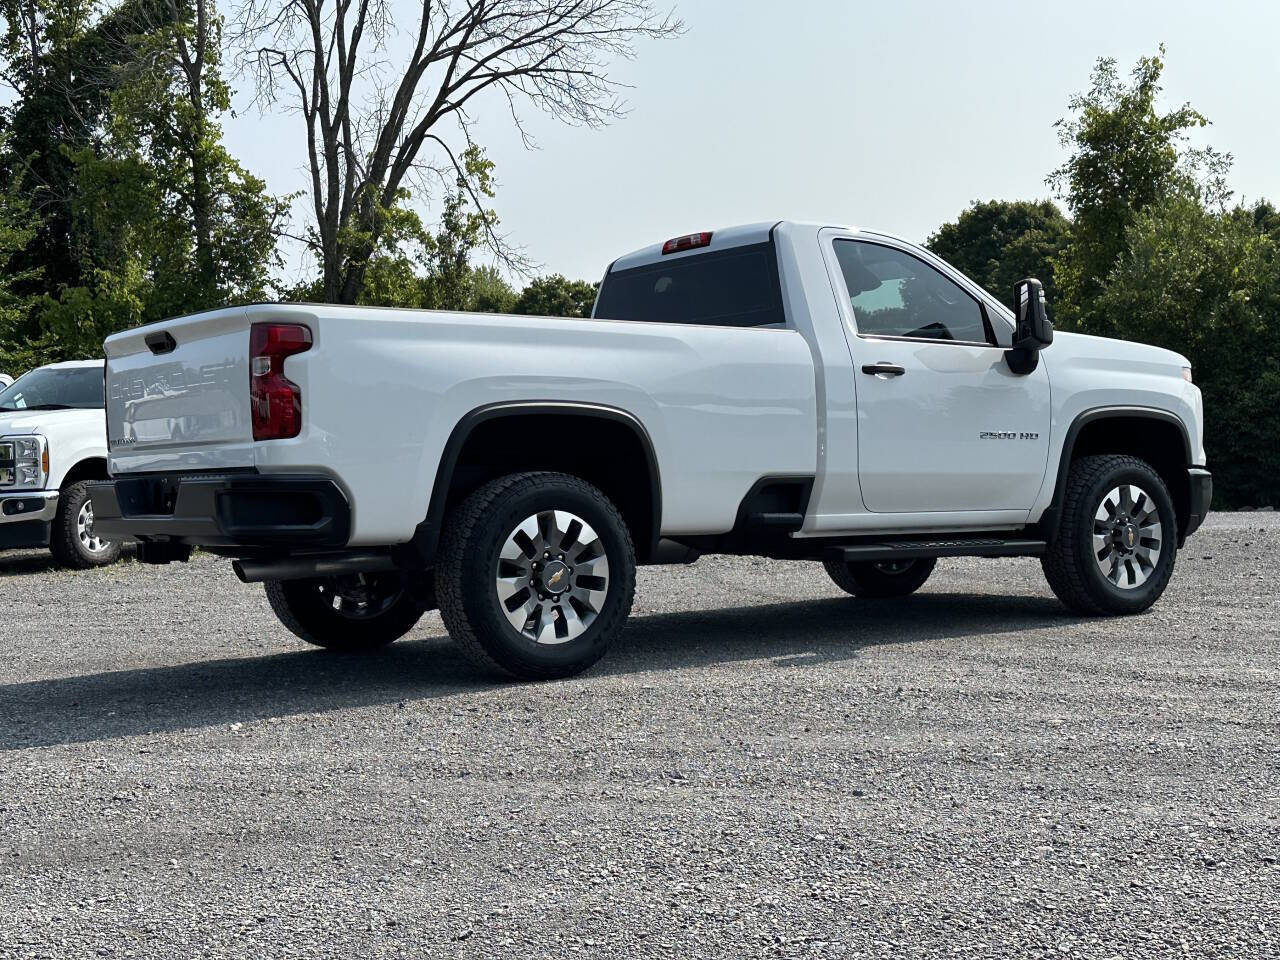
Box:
[594,242,785,328]
[0,367,104,411]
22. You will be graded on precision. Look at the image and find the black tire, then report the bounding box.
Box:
[264,572,431,651]
[49,480,122,569]
[436,472,636,681]
[1041,454,1177,616]
[822,557,936,598]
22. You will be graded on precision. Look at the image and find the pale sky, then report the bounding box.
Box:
[221,0,1280,286]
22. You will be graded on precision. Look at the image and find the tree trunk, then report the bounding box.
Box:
[189,138,216,300]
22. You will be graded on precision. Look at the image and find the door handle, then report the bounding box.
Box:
[861,362,906,378]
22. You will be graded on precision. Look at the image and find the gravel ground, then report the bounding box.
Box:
[1,514,1277,959]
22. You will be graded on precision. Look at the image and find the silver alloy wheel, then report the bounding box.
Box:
[495,510,610,645]
[77,499,110,554]
[1093,484,1162,589]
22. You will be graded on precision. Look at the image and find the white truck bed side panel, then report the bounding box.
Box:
[248,306,818,544]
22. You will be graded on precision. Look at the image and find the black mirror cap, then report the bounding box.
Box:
[1014,278,1053,347]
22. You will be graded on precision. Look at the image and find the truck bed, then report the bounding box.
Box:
[104,304,819,545]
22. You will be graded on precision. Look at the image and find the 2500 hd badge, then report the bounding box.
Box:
[980,431,1040,440]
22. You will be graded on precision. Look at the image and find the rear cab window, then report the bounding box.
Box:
[594,241,786,328]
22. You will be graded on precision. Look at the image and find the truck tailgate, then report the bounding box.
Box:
[104,307,255,473]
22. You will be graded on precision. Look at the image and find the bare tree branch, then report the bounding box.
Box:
[232,0,682,303]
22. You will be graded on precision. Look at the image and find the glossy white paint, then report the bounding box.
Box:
[105,304,818,544]
[1026,330,1205,520]
[99,220,1204,550]
[816,228,1052,517]
[0,360,110,533]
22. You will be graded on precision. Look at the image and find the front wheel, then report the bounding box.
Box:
[49,481,122,569]
[436,472,636,680]
[822,557,937,598]
[264,572,431,651]
[1041,454,1177,615]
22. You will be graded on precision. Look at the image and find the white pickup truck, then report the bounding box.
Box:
[1,360,122,567]
[91,221,1211,679]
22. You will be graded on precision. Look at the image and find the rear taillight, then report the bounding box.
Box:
[250,322,312,441]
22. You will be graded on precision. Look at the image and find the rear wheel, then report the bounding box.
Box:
[822,557,936,598]
[264,572,431,651]
[1041,454,1177,615]
[49,481,122,569]
[436,472,636,680]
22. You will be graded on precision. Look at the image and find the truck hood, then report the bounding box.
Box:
[0,407,105,436]
[1050,331,1190,371]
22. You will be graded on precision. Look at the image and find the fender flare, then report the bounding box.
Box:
[1038,405,1193,544]
[59,455,111,488]
[392,400,663,567]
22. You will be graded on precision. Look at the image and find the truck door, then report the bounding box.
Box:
[828,236,1051,514]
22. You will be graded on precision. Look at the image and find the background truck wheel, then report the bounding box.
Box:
[1041,454,1177,616]
[264,572,431,651]
[822,557,936,598]
[49,480,122,569]
[436,472,636,681]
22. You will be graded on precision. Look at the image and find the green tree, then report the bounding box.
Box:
[31,0,285,359]
[469,266,516,314]
[1049,46,1230,335]
[297,160,519,315]
[927,199,1072,310]
[512,275,598,319]
[1093,194,1280,506]
[0,0,131,327]
[419,180,500,312]
[0,151,42,370]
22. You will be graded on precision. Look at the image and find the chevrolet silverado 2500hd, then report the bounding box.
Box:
[91,221,1211,679]
[2,360,122,567]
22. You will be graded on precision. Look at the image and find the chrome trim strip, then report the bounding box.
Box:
[856,333,1003,350]
[0,490,59,525]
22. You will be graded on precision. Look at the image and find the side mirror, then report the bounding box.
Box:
[1006,278,1052,374]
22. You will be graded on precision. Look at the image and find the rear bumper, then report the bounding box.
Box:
[1184,467,1212,540]
[89,473,350,552]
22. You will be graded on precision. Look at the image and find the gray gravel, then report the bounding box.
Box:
[1,514,1277,958]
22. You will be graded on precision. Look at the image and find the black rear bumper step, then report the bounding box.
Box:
[830,538,1047,562]
[89,473,350,552]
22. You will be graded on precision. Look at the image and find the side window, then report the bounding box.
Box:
[833,240,991,344]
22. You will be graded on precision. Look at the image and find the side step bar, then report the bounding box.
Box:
[829,538,1047,563]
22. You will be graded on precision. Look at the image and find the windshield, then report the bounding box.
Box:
[0,366,104,411]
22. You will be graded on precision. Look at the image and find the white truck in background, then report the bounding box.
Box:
[1,360,122,567]
[91,221,1211,679]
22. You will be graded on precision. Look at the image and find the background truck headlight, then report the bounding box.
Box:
[0,435,48,488]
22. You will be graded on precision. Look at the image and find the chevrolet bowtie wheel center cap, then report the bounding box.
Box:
[541,560,571,594]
